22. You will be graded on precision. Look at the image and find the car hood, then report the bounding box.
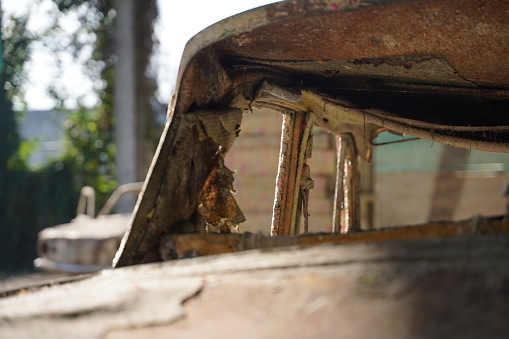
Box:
[39,214,131,240]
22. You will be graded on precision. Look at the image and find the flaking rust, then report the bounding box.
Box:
[160,214,509,260]
[117,0,509,268]
[190,109,246,233]
[114,108,244,266]
[198,156,246,233]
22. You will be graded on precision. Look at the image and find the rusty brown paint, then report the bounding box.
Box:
[116,0,509,267]
[161,214,509,259]
[175,48,233,114]
[215,0,509,87]
[114,110,243,267]
[197,158,246,231]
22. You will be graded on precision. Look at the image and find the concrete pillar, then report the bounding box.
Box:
[113,0,136,212]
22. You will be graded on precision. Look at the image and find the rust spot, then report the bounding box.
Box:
[214,0,509,87]
[198,157,245,232]
[322,69,341,77]
[177,47,233,113]
[368,36,383,45]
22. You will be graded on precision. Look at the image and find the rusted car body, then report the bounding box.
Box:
[113,0,509,267]
[3,1,509,337]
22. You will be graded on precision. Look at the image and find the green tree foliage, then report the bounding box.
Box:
[47,0,160,205]
[50,0,119,205]
[0,0,159,274]
[62,106,117,196]
[0,12,76,273]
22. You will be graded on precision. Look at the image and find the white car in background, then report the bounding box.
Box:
[33,182,143,274]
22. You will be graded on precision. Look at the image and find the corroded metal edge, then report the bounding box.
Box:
[115,0,509,267]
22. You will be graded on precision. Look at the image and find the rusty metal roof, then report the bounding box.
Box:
[174,0,509,103]
[215,0,509,87]
[168,0,509,151]
[114,0,509,267]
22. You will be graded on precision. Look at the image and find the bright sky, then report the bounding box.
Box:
[156,0,281,103]
[2,0,280,110]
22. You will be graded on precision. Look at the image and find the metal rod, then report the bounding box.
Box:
[332,136,345,233]
[271,111,314,236]
[291,116,314,234]
[282,111,305,235]
[332,133,360,233]
[271,112,296,236]
[344,134,360,233]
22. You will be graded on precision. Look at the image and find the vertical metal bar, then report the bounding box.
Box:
[345,135,360,233]
[299,163,314,234]
[291,115,314,235]
[332,135,345,233]
[283,111,305,235]
[332,133,360,233]
[271,113,296,236]
[271,111,313,236]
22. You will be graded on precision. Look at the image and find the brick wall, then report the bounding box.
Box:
[226,108,509,233]
[225,108,337,234]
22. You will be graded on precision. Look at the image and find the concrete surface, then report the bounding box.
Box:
[1,235,509,338]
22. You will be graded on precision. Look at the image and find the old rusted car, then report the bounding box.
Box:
[34,182,143,274]
[3,1,509,337]
[113,0,509,267]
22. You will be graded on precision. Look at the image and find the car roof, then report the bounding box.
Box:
[114,0,509,267]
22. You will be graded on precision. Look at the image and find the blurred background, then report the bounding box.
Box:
[1,0,508,278]
[0,0,278,276]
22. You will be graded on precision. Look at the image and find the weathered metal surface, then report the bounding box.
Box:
[160,214,509,259]
[115,0,509,267]
[3,236,509,338]
[332,135,345,232]
[0,273,86,298]
[214,0,509,87]
[198,157,246,233]
[0,266,203,339]
[281,110,305,235]
[114,109,243,267]
[269,100,316,236]
[13,2,509,336]
[107,239,509,339]
[333,133,360,233]
[251,85,509,154]
[271,112,298,235]
[299,163,314,233]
